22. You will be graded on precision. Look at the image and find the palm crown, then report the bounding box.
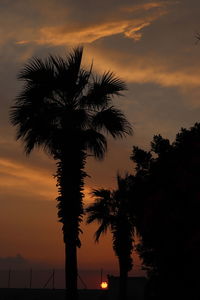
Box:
[10,47,132,159]
[86,174,135,272]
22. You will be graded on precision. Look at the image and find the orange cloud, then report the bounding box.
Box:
[121,1,170,13]
[124,22,151,40]
[36,10,166,45]
[0,0,170,47]
[9,1,169,46]
[0,158,57,200]
[15,40,29,45]
[0,157,92,203]
[84,47,200,93]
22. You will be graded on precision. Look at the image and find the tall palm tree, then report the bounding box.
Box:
[86,174,135,300]
[10,47,132,300]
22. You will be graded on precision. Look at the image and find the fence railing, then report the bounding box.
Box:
[0,269,88,289]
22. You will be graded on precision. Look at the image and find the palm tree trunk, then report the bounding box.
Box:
[119,258,128,300]
[65,234,78,300]
[56,147,86,300]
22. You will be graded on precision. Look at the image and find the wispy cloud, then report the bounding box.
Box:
[0,156,92,203]
[15,40,29,45]
[35,5,168,45]
[3,1,169,46]
[0,158,56,200]
[36,20,149,45]
[124,22,151,40]
[121,1,170,13]
[84,47,200,94]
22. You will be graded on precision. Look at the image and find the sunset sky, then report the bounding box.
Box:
[0,0,200,289]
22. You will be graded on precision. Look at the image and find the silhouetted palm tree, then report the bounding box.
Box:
[86,174,135,300]
[10,47,132,300]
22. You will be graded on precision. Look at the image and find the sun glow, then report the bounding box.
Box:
[100,281,108,289]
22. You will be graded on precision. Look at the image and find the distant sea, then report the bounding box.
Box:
[0,268,145,289]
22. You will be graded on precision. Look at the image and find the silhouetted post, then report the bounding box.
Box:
[8,269,11,288]
[52,269,55,289]
[29,269,32,289]
[101,269,103,283]
[43,270,55,288]
[78,273,87,289]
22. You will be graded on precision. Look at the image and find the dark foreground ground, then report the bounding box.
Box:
[0,288,108,300]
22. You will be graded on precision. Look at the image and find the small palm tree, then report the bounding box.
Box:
[86,174,135,300]
[10,47,132,300]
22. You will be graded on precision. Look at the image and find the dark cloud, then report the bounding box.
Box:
[0,254,27,268]
[0,253,53,270]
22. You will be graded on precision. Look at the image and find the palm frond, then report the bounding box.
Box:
[86,189,111,223]
[86,187,114,242]
[92,188,111,199]
[66,46,83,70]
[86,205,108,224]
[82,129,107,159]
[116,173,131,194]
[92,106,133,138]
[74,68,91,104]
[48,47,86,103]
[10,98,62,155]
[63,108,90,130]
[94,221,109,242]
[100,71,127,94]
[83,71,127,109]
[18,56,55,85]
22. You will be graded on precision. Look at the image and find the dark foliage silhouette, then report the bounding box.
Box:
[130,123,200,299]
[86,174,136,300]
[10,47,132,300]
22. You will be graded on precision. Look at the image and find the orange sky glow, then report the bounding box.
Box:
[0,0,200,288]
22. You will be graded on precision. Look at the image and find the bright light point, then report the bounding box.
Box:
[100,281,108,289]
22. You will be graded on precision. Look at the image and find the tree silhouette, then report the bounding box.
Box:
[10,47,132,300]
[130,123,200,299]
[86,174,136,300]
